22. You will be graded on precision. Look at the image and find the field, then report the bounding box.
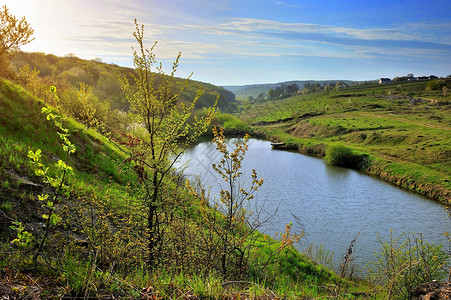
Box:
[239,80,451,202]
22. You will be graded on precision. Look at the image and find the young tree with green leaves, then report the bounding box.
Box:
[186,128,303,277]
[120,19,216,267]
[211,127,264,275]
[27,86,76,262]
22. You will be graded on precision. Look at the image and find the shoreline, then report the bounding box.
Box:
[249,128,450,205]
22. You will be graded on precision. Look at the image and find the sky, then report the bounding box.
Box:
[3,0,451,85]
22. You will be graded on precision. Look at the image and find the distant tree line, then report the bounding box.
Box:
[263,81,352,100]
[267,83,300,99]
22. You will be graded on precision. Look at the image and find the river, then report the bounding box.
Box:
[178,138,450,272]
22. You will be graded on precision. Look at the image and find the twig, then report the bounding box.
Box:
[339,228,363,278]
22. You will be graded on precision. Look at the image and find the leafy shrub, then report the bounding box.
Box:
[223,118,250,132]
[325,145,365,169]
[206,112,251,135]
[427,80,444,91]
[368,232,447,299]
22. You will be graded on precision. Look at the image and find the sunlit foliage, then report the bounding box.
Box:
[0,5,34,77]
[118,19,216,267]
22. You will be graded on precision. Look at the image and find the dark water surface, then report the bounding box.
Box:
[178,138,450,270]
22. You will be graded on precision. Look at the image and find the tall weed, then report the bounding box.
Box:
[368,232,447,299]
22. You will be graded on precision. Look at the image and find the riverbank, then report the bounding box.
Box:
[181,138,450,273]
[251,125,450,204]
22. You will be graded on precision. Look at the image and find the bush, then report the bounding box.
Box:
[325,145,365,169]
[209,112,251,135]
[223,118,250,132]
[427,80,444,91]
[368,232,447,299]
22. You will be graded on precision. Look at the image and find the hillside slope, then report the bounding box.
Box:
[10,51,236,112]
[241,80,451,202]
[0,78,371,298]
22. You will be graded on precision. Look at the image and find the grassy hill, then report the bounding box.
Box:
[0,78,376,298]
[10,51,237,112]
[240,79,451,202]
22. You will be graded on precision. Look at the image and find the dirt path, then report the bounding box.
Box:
[423,97,438,103]
[359,112,451,130]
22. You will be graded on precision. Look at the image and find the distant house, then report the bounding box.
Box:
[417,76,429,81]
[379,78,392,84]
[429,75,438,80]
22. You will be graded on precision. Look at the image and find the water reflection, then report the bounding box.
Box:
[179,139,450,270]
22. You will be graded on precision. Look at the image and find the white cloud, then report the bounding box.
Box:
[193,18,418,41]
[3,0,450,82]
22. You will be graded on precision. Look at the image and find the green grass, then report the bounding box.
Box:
[3,75,448,298]
[203,111,253,136]
[241,79,451,202]
[0,77,136,183]
[0,78,379,298]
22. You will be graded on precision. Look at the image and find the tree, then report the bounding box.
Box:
[274,85,284,98]
[287,83,299,94]
[27,87,76,262]
[210,127,264,275]
[0,5,34,75]
[64,53,77,58]
[119,20,216,267]
[59,83,108,129]
[427,80,442,91]
[256,92,265,101]
[267,88,275,99]
[186,128,303,277]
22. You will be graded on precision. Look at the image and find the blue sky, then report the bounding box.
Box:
[4,0,451,85]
